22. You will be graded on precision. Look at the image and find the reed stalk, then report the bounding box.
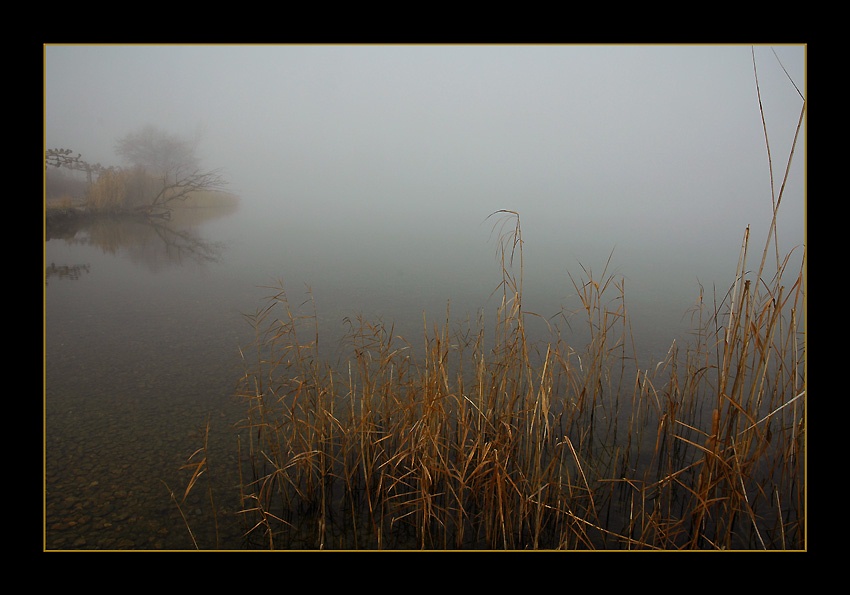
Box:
[178,50,804,550]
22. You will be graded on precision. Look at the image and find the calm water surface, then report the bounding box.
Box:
[43,199,762,550]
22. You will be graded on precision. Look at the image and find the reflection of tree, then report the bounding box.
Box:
[46,206,231,272]
[45,262,91,283]
[145,219,225,266]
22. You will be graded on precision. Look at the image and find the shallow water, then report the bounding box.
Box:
[43,200,801,550]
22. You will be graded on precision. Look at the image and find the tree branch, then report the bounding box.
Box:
[144,167,228,212]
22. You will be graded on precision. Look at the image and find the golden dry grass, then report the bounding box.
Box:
[206,202,804,550]
[177,50,806,550]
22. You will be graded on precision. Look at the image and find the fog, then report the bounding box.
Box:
[43,44,807,552]
[45,44,806,334]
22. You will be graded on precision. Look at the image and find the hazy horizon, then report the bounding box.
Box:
[45,44,806,306]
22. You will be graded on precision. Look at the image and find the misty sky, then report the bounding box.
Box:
[44,44,806,269]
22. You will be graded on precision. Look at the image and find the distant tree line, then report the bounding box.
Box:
[45,125,227,218]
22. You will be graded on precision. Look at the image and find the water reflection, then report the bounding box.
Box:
[45,202,238,272]
[45,262,91,282]
[45,200,249,550]
[44,196,804,550]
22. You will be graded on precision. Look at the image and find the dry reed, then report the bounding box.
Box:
[178,50,805,550]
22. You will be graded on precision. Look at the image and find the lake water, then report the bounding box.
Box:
[43,196,803,550]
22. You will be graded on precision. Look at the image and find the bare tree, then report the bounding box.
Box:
[114,125,227,216]
[144,164,228,216]
[47,126,227,218]
[114,125,199,172]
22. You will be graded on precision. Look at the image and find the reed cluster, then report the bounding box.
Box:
[179,52,805,550]
[85,168,130,212]
[223,205,804,550]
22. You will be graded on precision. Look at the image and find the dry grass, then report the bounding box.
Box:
[85,169,130,212]
[178,51,805,550]
[214,201,803,550]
